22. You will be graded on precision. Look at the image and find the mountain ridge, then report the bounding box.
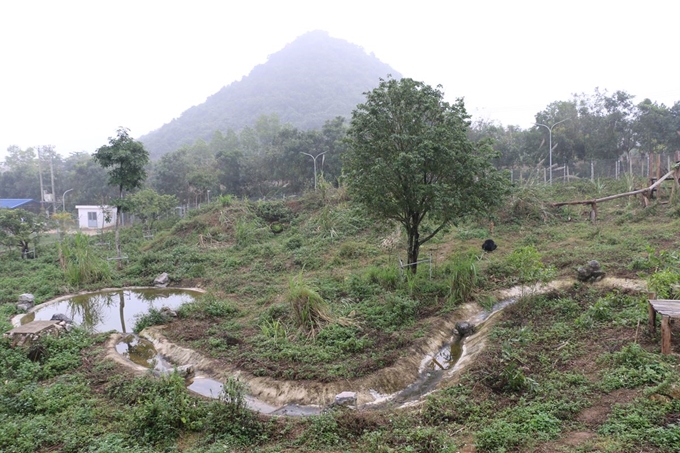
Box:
[139,30,401,159]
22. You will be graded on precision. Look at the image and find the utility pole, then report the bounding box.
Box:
[48,146,57,215]
[36,146,46,216]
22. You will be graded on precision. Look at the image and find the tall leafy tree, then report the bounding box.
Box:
[344,77,509,273]
[93,127,149,267]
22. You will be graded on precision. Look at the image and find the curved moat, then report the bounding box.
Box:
[22,278,647,416]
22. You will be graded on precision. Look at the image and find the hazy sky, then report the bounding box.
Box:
[1,0,677,161]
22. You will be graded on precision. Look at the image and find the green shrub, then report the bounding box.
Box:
[133,308,171,333]
[363,294,417,331]
[126,374,196,446]
[253,200,294,223]
[599,343,673,391]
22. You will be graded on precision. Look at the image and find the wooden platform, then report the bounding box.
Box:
[7,320,60,335]
[648,299,680,354]
[4,321,62,347]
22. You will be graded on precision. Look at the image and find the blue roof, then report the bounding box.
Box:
[0,199,35,209]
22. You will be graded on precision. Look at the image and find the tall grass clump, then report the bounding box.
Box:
[447,253,479,305]
[287,273,332,337]
[61,233,110,286]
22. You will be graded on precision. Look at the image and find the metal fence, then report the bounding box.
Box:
[507,151,680,183]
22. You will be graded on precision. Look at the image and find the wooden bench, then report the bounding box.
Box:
[648,299,680,354]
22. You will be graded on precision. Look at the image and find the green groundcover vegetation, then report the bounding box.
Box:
[2,179,680,452]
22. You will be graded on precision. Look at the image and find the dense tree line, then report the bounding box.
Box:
[471,89,680,170]
[148,114,347,204]
[2,89,679,212]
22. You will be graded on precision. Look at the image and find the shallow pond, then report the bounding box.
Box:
[21,288,203,333]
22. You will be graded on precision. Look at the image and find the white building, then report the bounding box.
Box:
[75,205,117,229]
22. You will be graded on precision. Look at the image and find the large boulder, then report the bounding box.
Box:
[577,260,605,282]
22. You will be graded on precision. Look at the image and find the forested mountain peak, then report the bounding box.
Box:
[140,30,401,159]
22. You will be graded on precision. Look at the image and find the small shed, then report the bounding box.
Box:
[75,205,117,229]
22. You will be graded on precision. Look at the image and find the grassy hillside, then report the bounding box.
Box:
[1,178,680,452]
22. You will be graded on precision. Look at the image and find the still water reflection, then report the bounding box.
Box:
[21,288,202,333]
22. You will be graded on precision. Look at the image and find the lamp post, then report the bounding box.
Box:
[536,118,572,184]
[62,188,73,212]
[300,151,327,190]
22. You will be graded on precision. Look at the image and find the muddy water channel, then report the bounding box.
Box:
[20,288,202,333]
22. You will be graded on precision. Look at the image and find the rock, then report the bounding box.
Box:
[153,272,169,287]
[16,302,33,312]
[17,294,35,311]
[173,364,194,378]
[662,384,680,400]
[51,313,73,324]
[455,321,475,337]
[18,293,35,304]
[577,260,605,282]
[160,306,177,318]
[334,391,357,407]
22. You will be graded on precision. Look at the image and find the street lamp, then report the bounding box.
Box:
[62,188,73,212]
[300,151,327,190]
[536,118,572,184]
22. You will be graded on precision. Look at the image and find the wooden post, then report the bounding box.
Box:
[648,302,656,334]
[661,316,672,354]
[589,202,597,224]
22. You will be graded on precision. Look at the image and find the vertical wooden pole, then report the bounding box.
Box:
[648,302,656,334]
[661,316,672,354]
[590,203,597,224]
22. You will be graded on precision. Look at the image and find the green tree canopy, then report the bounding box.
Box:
[344,77,509,272]
[93,127,150,199]
[126,189,177,229]
[0,208,47,258]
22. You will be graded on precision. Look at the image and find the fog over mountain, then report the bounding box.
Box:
[140,31,401,159]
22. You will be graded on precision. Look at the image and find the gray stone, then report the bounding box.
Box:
[334,391,357,407]
[18,293,34,305]
[153,272,169,287]
[51,313,73,324]
[160,306,178,318]
[455,321,475,337]
[16,302,33,312]
[577,260,605,282]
